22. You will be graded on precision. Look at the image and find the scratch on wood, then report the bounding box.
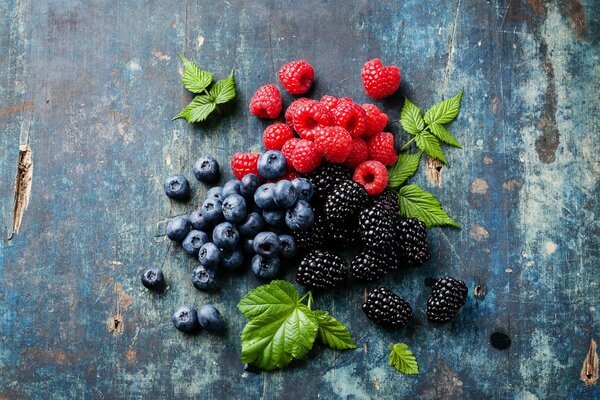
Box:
[441,0,461,93]
[107,283,132,335]
[0,102,35,117]
[580,339,598,386]
[9,144,33,240]
[426,157,444,188]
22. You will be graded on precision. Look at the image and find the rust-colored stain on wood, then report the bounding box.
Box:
[0,102,34,117]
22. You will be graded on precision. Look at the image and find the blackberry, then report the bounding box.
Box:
[323,180,369,224]
[296,250,347,290]
[293,211,326,250]
[350,247,400,282]
[358,205,395,249]
[426,276,468,323]
[370,188,399,215]
[323,221,359,250]
[362,287,412,328]
[306,163,353,203]
[394,217,430,267]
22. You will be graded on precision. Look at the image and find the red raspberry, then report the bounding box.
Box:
[314,126,353,163]
[367,132,398,166]
[281,138,300,162]
[320,95,339,112]
[292,100,333,141]
[362,103,389,138]
[278,60,314,95]
[361,59,401,99]
[290,140,322,173]
[331,99,367,138]
[249,84,282,119]
[342,138,369,168]
[353,160,388,195]
[263,123,295,151]
[231,152,261,179]
[285,98,310,126]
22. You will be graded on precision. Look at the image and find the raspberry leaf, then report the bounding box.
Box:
[400,98,424,135]
[209,71,236,104]
[397,184,460,228]
[237,280,298,319]
[415,131,447,164]
[173,95,216,123]
[178,53,213,94]
[387,152,422,188]
[429,123,462,148]
[389,343,419,374]
[423,89,463,125]
[314,311,356,350]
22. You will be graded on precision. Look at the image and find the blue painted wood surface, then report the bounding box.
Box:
[1,0,599,398]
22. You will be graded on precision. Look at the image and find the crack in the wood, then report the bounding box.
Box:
[9,144,33,241]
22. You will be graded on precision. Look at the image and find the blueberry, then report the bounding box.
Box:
[166,215,191,242]
[192,265,218,291]
[254,183,276,210]
[238,212,265,237]
[251,254,281,279]
[292,178,314,201]
[285,200,314,231]
[189,209,212,231]
[193,156,220,183]
[201,198,224,223]
[278,235,297,258]
[198,242,222,268]
[272,180,298,208]
[141,268,165,291]
[222,179,242,197]
[242,238,255,254]
[222,194,247,223]
[172,306,199,333]
[262,209,286,228]
[252,232,281,257]
[206,186,224,201]
[212,222,240,250]
[163,174,191,201]
[221,249,244,271]
[240,174,261,197]
[182,230,210,256]
[198,304,224,333]
[258,150,287,179]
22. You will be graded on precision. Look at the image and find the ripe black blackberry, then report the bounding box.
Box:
[362,287,412,328]
[323,180,369,224]
[370,188,399,215]
[294,211,326,251]
[296,250,347,290]
[323,221,358,250]
[350,248,389,282]
[426,276,468,323]
[394,216,430,267]
[358,205,395,249]
[306,163,353,203]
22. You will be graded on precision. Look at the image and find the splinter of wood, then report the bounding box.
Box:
[580,339,598,386]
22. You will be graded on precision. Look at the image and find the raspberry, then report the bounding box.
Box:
[281,138,300,162]
[361,59,401,99]
[314,126,353,163]
[362,103,388,138]
[342,138,369,168]
[331,99,367,138]
[292,100,333,141]
[278,60,314,95]
[362,287,412,328]
[290,139,322,173]
[231,152,261,179]
[263,123,295,151]
[367,132,398,166]
[285,98,310,126]
[296,250,347,290]
[249,84,282,119]
[353,160,388,195]
[320,95,339,112]
[426,277,468,324]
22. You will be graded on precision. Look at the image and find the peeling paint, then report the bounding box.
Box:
[470,178,488,194]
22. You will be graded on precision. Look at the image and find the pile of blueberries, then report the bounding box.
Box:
[141,150,315,333]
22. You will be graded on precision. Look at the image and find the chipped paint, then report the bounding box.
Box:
[470,223,489,241]
[470,178,488,194]
[151,50,171,61]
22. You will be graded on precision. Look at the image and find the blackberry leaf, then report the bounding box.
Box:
[388,152,422,188]
[389,343,419,374]
[400,98,424,135]
[415,131,447,164]
[238,280,298,319]
[210,71,236,104]
[397,184,460,228]
[429,122,462,148]
[314,311,356,350]
[423,89,463,125]
[174,95,216,123]
[178,53,213,93]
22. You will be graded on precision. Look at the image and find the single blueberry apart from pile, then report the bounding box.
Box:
[278,234,297,259]
[272,180,298,209]
[252,232,281,257]
[141,268,165,291]
[251,254,281,279]
[258,150,287,179]
[163,174,191,201]
[292,178,314,201]
[192,265,218,291]
[212,222,240,250]
[206,186,224,201]
[221,249,244,271]
[262,209,286,228]
[222,194,247,223]
[172,306,199,333]
[201,198,224,223]
[254,183,276,209]
[199,242,222,268]
[182,230,210,256]
[198,304,224,333]
[193,156,220,183]
[166,215,191,242]
[222,179,242,197]
[285,200,314,231]
[238,212,265,237]
[189,209,212,231]
[240,174,261,197]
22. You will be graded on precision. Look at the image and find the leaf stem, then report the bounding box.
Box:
[298,292,310,304]
[307,291,314,310]
[400,136,417,152]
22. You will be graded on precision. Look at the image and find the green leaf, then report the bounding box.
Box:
[429,123,461,148]
[389,343,419,374]
[238,280,298,319]
[178,53,213,93]
[415,131,447,164]
[400,98,425,135]
[209,71,236,104]
[314,311,356,350]
[397,184,460,228]
[387,152,422,188]
[173,95,216,123]
[423,89,463,125]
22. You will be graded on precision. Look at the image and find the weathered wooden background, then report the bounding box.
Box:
[1,0,599,398]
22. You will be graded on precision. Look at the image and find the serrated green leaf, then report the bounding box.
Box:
[423,89,463,125]
[389,343,419,374]
[238,280,298,319]
[314,311,356,350]
[209,71,236,104]
[173,95,216,123]
[415,131,447,164]
[429,123,461,148]
[388,152,422,188]
[178,53,213,93]
[400,98,425,135]
[397,184,460,228]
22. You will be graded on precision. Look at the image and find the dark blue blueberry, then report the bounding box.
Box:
[285,200,314,231]
[172,306,199,333]
[198,304,224,333]
[212,222,240,250]
[254,183,276,210]
[240,174,261,197]
[257,150,287,179]
[221,249,244,271]
[262,209,286,228]
[192,265,218,291]
[251,254,281,279]
[201,198,224,223]
[182,230,210,256]
[252,232,281,257]
[163,174,191,201]
[222,194,247,223]
[222,179,242,197]
[238,212,265,237]
[193,156,220,183]
[242,238,255,254]
[272,180,298,208]
[199,242,222,268]
[189,209,212,231]
[278,235,297,258]
[292,178,314,201]
[141,268,165,291]
[206,186,224,201]
[166,215,191,242]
